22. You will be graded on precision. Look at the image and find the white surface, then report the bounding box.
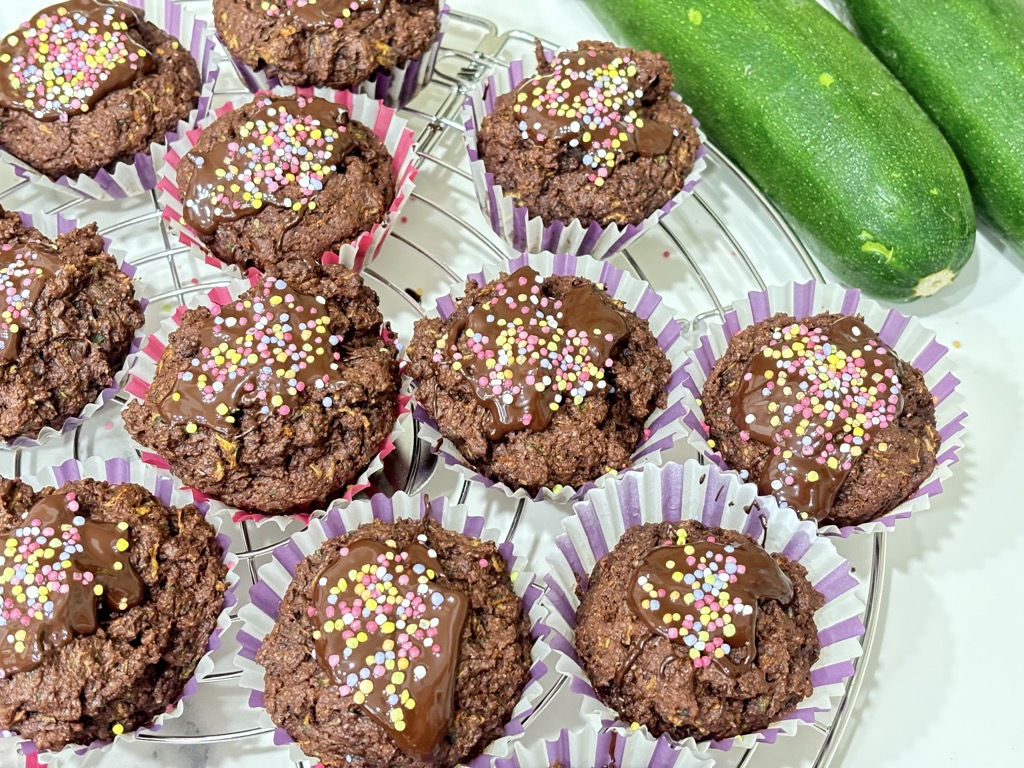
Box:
[0,1,1020,767]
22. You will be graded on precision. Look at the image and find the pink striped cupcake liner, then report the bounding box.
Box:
[156,78,418,274]
[235,491,552,765]
[123,269,409,528]
[412,251,690,504]
[478,728,713,768]
[463,52,707,259]
[1,211,147,450]
[542,460,865,755]
[1,457,238,768]
[0,0,216,201]
[679,280,967,536]
[218,4,451,109]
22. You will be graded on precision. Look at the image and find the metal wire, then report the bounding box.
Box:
[0,6,881,765]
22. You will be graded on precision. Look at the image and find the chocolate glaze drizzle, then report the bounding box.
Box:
[159,275,342,436]
[181,95,354,236]
[515,47,678,185]
[0,240,63,363]
[730,316,906,521]
[264,0,385,28]
[0,1,154,122]
[311,536,467,762]
[0,491,144,677]
[626,529,792,676]
[435,266,629,440]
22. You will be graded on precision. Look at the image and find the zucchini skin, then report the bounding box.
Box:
[847,0,1024,256]
[584,0,976,300]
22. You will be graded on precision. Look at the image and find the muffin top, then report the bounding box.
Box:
[700,312,940,527]
[213,0,441,90]
[176,94,396,277]
[406,265,671,493]
[573,520,823,743]
[257,517,533,768]
[0,476,227,752]
[122,265,400,514]
[477,40,701,227]
[0,1,200,179]
[0,207,143,442]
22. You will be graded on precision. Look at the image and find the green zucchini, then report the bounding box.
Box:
[583,0,976,300]
[846,0,1024,255]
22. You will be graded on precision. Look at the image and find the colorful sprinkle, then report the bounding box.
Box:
[0,1,153,121]
[0,242,61,363]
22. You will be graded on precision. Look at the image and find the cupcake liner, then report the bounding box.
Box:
[122,269,409,527]
[542,459,866,754]
[412,251,690,504]
[2,211,147,451]
[0,456,239,767]
[156,79,418,274]
[235,491,551,765]
[679,280,968,536]
[477,727,714,768]
[220,5,451,109]
[463,53,707,259]
[0,0,217,201]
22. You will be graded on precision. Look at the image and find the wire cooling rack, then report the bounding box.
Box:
[0,5,879,767]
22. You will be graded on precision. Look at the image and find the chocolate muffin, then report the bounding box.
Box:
[214,0,441,92]
[574,520,823,743]
[0,1,200,180]
[176,93,396,278]
[0,475,228,752]
[257,517,532,768]
[406,265,672,494]
[477,41,702,228]
[0,208,143,443]
[122,266,400,514]
[700,312,940,528]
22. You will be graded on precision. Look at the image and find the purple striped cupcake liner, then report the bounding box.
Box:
[0,0,217,201]
[542,460,866,755]
[122,270,409,528]
[412,251,691,504]
[679,280,967,537]
[234,491,552,765]
[478,727,714,768]
[462,52,707,259]
[217,4,451,109]
[2,211,147,450]
[156,76,419,274]
[1,457,238,768]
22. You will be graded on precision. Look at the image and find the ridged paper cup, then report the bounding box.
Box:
[477,728,714,768]
[123,269,409,528]
[0,0,216,201]
[462,53,707,259]
[0,456,238,768]
[156,78,418,274]
[679,280,967,536]
[217,4,451,109]
[542,460,866,754]
[235,491,551,765]
[412,252,690,504]
[1,211,146,450]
